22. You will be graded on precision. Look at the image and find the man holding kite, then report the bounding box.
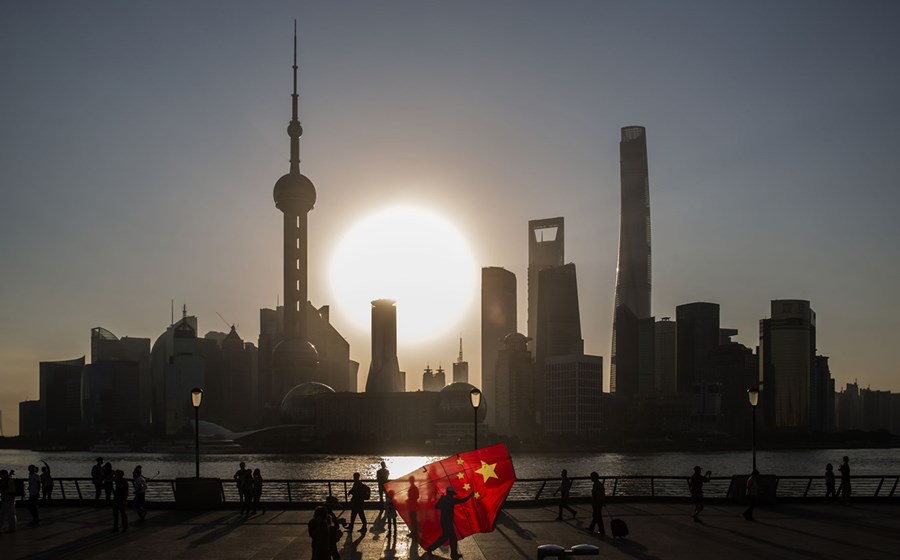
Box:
[383,443,516,558]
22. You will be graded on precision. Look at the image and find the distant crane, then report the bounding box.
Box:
[215,312,237,331]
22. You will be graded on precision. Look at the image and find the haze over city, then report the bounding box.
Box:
[2,0,899,436]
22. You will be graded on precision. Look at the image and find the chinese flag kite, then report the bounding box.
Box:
[383,443,516,546]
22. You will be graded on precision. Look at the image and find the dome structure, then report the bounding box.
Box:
[272,337,319,373]
[280,381,335,424]
[502,332,529,351]
[438,382,487,423]
[273,171,317,212]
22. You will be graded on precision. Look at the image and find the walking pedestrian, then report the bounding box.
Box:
[347,472,369,533]
[376,461,390,510]
[0,469,17,533]
[587,472,606,535]
[743,469,759,521]
[824,463,836,503]
[40,462,52,501]
[132,466,147,521]
[91,457,104,505]
[689,466,712,522]
[112,470,128,533]
[838,456,851,504]
[552,469,576,520]
[26,465,40,525]
[423,487,472,559]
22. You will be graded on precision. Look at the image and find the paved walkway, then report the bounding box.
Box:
[2,502,899,559]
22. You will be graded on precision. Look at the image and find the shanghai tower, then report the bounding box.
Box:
[271,23,318,401]
[611,126,651,396]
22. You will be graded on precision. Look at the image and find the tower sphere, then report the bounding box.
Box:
[273,172,317,212]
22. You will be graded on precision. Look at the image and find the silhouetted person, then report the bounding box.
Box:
[0,469,16,533]
[241,468,255,516]
[40,462,52,501]
[252,468,263,514]
[91,457,104,505]
[424,487,472,559]
[553,469,576,520]
[689,466,712,522]
[308,506,335,560]
[384,489,398,536]
[112,469,128,532]
[26,465,40,525]
[825,463,836,503]
[233,461,248,509]
[744,469,759,521]
[376,461,390,510]
[587,471,606,535]
[102,462,114,503]
[323,496,344,559]
[838,456,851,503]
[406,476,420,540]
[132,465,147,521]
[347,472,369,533]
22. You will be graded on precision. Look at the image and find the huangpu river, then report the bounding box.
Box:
[1,448,897,480]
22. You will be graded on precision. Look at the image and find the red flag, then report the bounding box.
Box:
[383,443,516,546]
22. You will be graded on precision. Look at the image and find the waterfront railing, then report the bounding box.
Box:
[44,474,899,506]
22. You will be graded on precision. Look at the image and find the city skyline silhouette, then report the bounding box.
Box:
[2,2,900,435]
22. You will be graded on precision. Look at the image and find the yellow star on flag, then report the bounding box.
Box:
[475,460,499,482]
[463,483,471,491]
[474,491,481,499]
[457,472,465,480]
[457,457,464,466]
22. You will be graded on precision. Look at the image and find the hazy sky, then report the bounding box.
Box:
[2,1,899,435]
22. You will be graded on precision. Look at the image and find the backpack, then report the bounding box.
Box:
[360,483,371,500]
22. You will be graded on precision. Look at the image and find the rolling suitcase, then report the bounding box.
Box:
[610,517,629,539]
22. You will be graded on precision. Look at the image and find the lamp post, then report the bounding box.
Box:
[191,387,203,478]
[469,387,482,450]
[747,386,759,472]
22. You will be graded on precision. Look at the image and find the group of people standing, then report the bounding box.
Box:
[0,461,53,533]
[232,462,264,516]
[91,457,148,532]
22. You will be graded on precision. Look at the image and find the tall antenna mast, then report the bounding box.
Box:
[458,336,464,362]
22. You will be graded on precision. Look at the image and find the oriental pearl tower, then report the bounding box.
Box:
[272,23,318,401]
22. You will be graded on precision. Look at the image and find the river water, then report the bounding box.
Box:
[1,448,896,480]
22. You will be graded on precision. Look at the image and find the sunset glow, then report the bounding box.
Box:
[328,205,477,343]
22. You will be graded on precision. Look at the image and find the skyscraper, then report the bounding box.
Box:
[453,338,469,384]
[481,267,516,427]
[535,263,584,367]
[272,24,318,401]
[654,317,677,393]
[759,299,816,428]
[527,218,564,354]
[365,299,404,393]
[611,126,652,396]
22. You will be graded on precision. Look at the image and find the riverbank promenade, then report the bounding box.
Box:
[4,502,899,559]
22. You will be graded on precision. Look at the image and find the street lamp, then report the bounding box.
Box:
[191,387,203,478]
[747,386,760,472]
[469,387,482,450]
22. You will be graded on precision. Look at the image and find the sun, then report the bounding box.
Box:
[328,205,478,343]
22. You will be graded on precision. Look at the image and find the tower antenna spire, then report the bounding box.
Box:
[288,19,302,174]
[458,336,464,362]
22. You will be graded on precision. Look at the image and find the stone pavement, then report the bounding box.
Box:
[2,502,899,559]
